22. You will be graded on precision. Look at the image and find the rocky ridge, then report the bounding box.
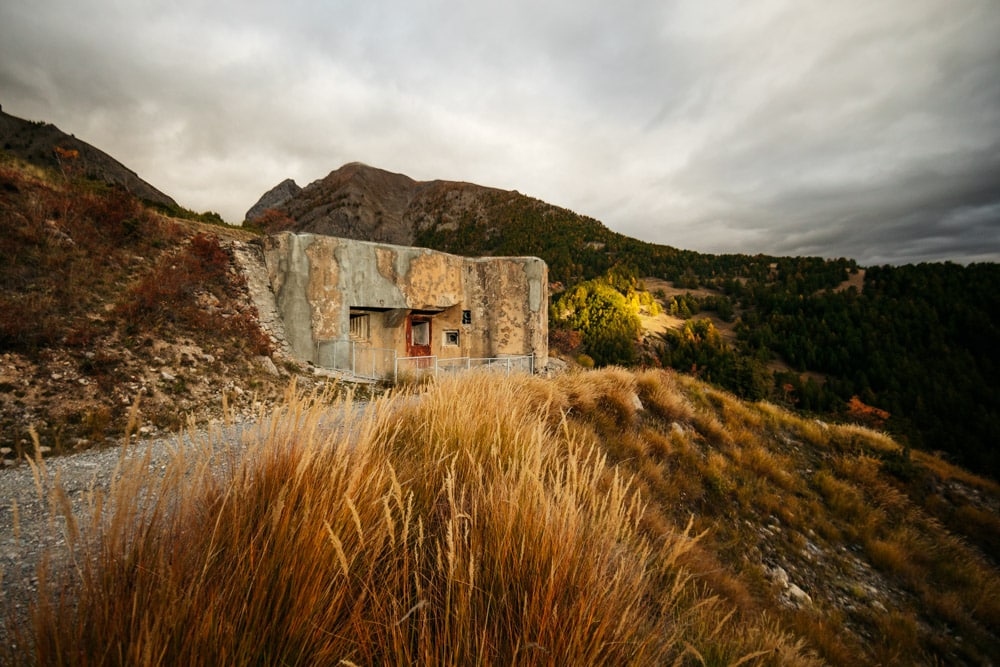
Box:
[244,177,301,223]
[246,161,506,246]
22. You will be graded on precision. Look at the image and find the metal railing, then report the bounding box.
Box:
[468,355,534,375]
[395,355,437,382]
[353,345,397,380]
[320,340,534,382]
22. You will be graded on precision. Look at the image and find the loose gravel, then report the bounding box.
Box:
[0,418,257,649]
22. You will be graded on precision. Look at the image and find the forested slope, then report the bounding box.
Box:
[415,190,999,479]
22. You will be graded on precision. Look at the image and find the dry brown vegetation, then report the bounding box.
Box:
[5,368,999,665]
[0,152,284,453]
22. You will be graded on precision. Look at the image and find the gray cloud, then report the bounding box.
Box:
[2,0,998,265]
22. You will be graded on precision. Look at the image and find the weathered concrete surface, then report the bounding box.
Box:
[267,233,317,363]
[263,233,547,370]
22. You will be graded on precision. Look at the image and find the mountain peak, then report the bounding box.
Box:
[314,161,419,192]
[247,162,507,246]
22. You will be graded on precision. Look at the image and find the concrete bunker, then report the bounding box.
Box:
[263,232,548,378]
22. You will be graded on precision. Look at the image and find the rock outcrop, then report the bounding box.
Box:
[244,178,301,223]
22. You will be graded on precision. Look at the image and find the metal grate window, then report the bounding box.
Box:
[349,313,370,341]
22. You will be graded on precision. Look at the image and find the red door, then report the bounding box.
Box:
[406,315,432,361]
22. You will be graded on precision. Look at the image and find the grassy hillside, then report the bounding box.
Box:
[8,369,999,665]
[0,108,177,209]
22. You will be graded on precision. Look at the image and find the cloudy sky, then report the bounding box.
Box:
[2,0,998,265]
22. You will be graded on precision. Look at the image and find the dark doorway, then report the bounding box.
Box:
[406,315,432,359]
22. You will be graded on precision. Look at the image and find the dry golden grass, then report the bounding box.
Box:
[912,449,1000,495]
[6,371,825,666]
[7,367,999,666]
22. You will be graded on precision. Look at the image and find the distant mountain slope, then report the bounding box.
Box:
[248,162,666,285]
[0,105,176,208]
[248,161,511,247]
[246,164,865,298]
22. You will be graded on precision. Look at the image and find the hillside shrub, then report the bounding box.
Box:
[550,278,642,366]
[656,319,770,400]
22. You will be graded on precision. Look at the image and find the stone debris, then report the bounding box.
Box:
[786,583,813,607]
[257,356,281,377]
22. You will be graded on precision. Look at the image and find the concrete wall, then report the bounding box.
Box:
[263,233,547,371]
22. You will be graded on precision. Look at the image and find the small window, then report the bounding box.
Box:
[444,330,460,346]
[349,313,370,341]
[462,310,472,325]
[412,320,430,346]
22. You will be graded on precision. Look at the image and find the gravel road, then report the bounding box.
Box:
[0,418,257,649]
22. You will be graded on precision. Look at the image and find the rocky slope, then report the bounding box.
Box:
[0,151,330,466]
